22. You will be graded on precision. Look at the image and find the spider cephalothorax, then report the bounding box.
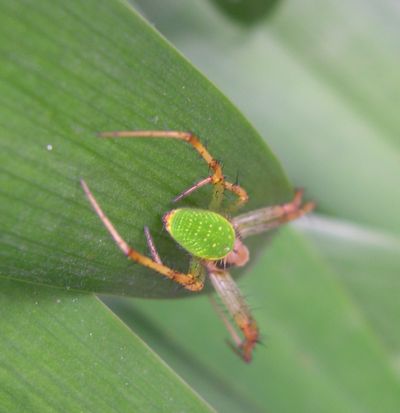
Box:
[81,130,314,362]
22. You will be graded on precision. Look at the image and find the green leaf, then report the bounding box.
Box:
[3,1,400,412]
[0,0,290,297]
[0,279,213,412]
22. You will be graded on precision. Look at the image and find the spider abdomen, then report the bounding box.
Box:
[163,208,235,260]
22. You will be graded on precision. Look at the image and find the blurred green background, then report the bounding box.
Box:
[1,0,400,412]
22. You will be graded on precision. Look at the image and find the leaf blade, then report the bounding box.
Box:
[0,0,291,296]
[0,279,214,412]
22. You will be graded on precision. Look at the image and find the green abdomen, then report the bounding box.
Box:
[163,208,235,260]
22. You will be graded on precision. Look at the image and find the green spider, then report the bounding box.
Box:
[81,130,314,362]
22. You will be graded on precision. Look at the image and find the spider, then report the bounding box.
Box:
[81,130,314,362]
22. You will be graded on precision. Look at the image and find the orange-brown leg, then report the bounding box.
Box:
[81,179,204,292]
[232,189,315,238]
[208,269,259,363]
[98,130,248,211]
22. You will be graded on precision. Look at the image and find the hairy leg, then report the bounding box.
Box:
[232,189,315,238]
[208,269,259,363]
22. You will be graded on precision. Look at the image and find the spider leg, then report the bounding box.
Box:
[172,176,212,203]
[223,181,249,212]
[208,268,259,363]
[98,130,248,211]
[232,189,315,239]
[81,179,204,292]
[209,295,242,348]
[173,177,248,213]
[144,226,162,264]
